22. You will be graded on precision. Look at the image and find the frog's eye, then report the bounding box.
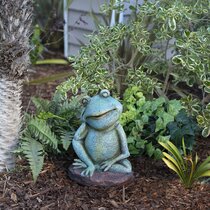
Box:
[100,89,110,98]
[81,96,91,106]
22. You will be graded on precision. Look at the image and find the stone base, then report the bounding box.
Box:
[68,165,134,187]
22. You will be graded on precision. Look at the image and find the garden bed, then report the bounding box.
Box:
[0,65,209,210]
[0,153,209,210]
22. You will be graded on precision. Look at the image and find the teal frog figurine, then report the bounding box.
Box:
[72,89,132,177]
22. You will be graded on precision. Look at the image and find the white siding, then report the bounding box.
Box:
[64,0,108,57]
[64,0,145,57]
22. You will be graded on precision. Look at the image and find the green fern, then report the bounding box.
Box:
[20,91,81,181]
[32,97,50,113]
[27,118,58,149]
[60,130,74,150]
[21,138,44,182]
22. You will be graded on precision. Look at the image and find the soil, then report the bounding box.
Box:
[0,65,209,210]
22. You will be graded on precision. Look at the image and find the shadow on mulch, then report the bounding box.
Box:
[0,64,209,210]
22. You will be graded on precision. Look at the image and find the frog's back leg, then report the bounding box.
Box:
[108,159,132,173]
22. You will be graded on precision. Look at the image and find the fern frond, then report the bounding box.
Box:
[27,118,58,149]
[48,101,60,115]
[58,100,80,116]
[32,97,50,113]
[21,137,44,181]
[60,130,74,150]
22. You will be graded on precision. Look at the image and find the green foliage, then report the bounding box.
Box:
[58,0,209,100]
[120,86,199,157]
[30,25,44,64]
[160,139,210,188]
[120,86,185,158]
[197,104,210,137]
[20,91,81,181]
[181,95,201,117]
[30,0,73,62]
[197,80,210,137]
[21,138,44,182]
[167,109,200,150]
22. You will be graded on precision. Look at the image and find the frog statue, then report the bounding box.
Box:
[71,89,132,179]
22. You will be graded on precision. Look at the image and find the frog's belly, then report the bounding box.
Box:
[85,129,120,163]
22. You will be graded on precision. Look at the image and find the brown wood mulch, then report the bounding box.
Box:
[0,155,209,210]
[0,65,209,210]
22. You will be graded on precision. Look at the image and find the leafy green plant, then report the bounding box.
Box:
[181,95,201,117]
[19,91,81,181]
[160,139,210,188]
[120,86,184,158]
[167,109,200,150]
[30,24,44,64]
[58,0,209,101]
[197,80,210,137]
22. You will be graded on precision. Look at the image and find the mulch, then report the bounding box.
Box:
[0,65,209,210]
[0,155,209,210]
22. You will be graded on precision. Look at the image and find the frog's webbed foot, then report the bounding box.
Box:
[81,165,95,177]
[73,159,87,169]
[73,159,95,177]
[100,159,115,172]
[101,159,132,173]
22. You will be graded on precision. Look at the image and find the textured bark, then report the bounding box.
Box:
[0,79,22,171]
[0,0,32,79]
[0,0,32,171]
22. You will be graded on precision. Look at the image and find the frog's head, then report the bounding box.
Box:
[81,90,122,130]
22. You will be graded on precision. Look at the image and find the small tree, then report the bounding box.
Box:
[0,0,32,171]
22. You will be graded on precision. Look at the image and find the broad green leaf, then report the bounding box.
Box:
[154,149,163,159]
[146,142,155,157]
[168,100,182,116]
[136,140,146,149]
[162,112,174,128]
[155,117,164,132]
[158,135,170,143]
[127,136,136,143]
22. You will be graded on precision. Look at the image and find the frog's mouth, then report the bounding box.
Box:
[87,108,116,120]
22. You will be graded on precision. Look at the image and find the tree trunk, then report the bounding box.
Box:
[0,0,32,172]
[0,79,22,171]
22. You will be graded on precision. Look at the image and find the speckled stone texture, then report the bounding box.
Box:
[68,165,134,187]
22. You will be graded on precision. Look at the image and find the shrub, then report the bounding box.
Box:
[197,80,210,137]
[58,0,209,100]
[160,139,210,188]
[120,86,199,158]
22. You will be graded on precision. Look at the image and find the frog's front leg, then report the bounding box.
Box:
[72,123,95,176]
[100,124,131,172]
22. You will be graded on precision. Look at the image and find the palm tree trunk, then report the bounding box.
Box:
[0,0,32,172]
[0,80,22,171]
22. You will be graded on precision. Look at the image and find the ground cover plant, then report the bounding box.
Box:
[120,86,199,157]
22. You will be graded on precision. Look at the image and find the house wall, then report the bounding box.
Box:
[64,0,108,57]
[64,0,144,57]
